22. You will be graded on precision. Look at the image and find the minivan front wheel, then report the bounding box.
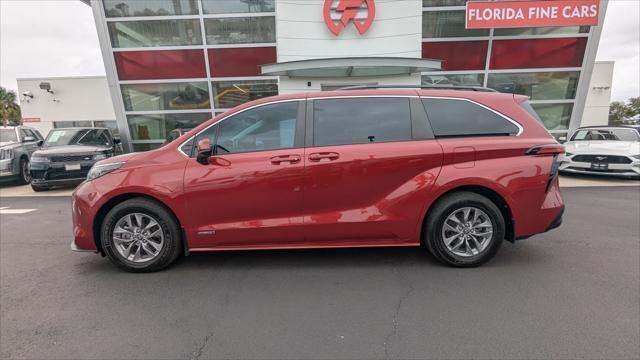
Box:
[101,198,181,272]
[424,192,505,267]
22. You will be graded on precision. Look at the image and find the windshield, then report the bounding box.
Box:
[0,129,18,143]
[570,128,640,142]
[44,129,112,147]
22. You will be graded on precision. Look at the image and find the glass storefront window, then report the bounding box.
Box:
[422,73,485,87]
[422,41,488,70]
[494,26,590,36]
[108,20,202,48]
[423,11,489,38]
[531,103,573,131]
[121,82,210,112]
[212,79,278,108]
[490,38,587,69]
[127,112,212,141]
[202,0,275,14]
[53,121,93,128]
[103,0,199,17]
[115,49,207,80]
[94,121,120,138]
[487,72,580,100]
[204,17,275,45]
[423,0,467,6]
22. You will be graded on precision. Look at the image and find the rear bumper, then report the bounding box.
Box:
[545,205,564,232]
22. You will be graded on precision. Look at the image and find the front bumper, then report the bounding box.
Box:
[0,158,18,178]
[559,158,640,177]
[30,160,97,186]
[559,159,640,178]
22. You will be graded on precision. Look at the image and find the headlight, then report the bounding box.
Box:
[0,149,14,160]
[93,153,108,160]
[86,162,124,181]
[30,154,50,163]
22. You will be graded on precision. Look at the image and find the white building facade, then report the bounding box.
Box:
[17,76,118,138]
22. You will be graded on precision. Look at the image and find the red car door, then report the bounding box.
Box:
[182,100,307,249]
[302,96,443,246]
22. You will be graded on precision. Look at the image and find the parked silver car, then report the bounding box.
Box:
[0,126,44,184]
[560,126,640,179]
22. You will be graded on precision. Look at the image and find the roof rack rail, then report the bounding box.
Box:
[339,84,498,92]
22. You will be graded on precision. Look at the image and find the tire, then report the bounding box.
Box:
[31,184,50,192]
[101,198,182,272]
[423,191,505,267]
[16,157,31,185]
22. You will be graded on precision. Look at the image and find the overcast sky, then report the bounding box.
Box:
[1,0,638,102]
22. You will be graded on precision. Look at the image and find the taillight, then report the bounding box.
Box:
[526,144,565,192]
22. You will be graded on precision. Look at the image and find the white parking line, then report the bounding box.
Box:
[0,206,37,214]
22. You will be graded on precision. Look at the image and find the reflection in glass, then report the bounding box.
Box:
[204,17,275,45]
[422,73,484,87]
[121,82,210,112]
[423,11,489,38]
[94,121,120,138]
[202,0,275,14]
[494,26,590,36]
[103,0,199,17]
[127,112,212,140]
[212,80,278,108]
[487,72,580,100]
[531,103,573,130]
[132,143,162,152]
[108,20,202,48]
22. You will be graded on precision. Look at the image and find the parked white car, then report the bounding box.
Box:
[560,126,640,179]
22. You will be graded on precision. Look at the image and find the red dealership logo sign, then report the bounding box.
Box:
[466,0,600,29]
[323,0,376,36]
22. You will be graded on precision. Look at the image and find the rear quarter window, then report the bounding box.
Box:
[313,97,412,146]
[421,98,520,137]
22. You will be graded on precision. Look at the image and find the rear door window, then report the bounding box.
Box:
[313,97,412,146]
[421,98,519,137]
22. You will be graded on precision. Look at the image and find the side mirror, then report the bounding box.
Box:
[113,138,121,145]
[558,136,567,142]
[196,138,212,165]
[23,136,35,142]
[37,140,43,147]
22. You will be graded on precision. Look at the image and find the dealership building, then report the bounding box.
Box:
[78,0,609,152]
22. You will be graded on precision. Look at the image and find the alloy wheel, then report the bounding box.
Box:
[441,207,494,257]
[21,160,31,183]
[112,213,164,263]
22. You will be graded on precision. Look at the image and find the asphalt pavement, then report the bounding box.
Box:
[1,187,639,359]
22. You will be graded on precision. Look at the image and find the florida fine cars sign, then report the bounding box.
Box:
[324,0,376,36]
[466,0,600,29]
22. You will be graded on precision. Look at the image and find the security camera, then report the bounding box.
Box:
[22,91,34,99]
[39,82,54,94]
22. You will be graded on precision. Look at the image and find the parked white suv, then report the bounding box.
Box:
[560,126,640,179]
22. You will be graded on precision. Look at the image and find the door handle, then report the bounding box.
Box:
[308,152,340,162]
[270,155,301,165]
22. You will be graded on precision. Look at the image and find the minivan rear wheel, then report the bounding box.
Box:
[101,198,182,272]
[424,192,504,267]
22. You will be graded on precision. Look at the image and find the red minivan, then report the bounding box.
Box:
[71,88,565,272]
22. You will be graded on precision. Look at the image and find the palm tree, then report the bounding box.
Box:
[0,86,22,127]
